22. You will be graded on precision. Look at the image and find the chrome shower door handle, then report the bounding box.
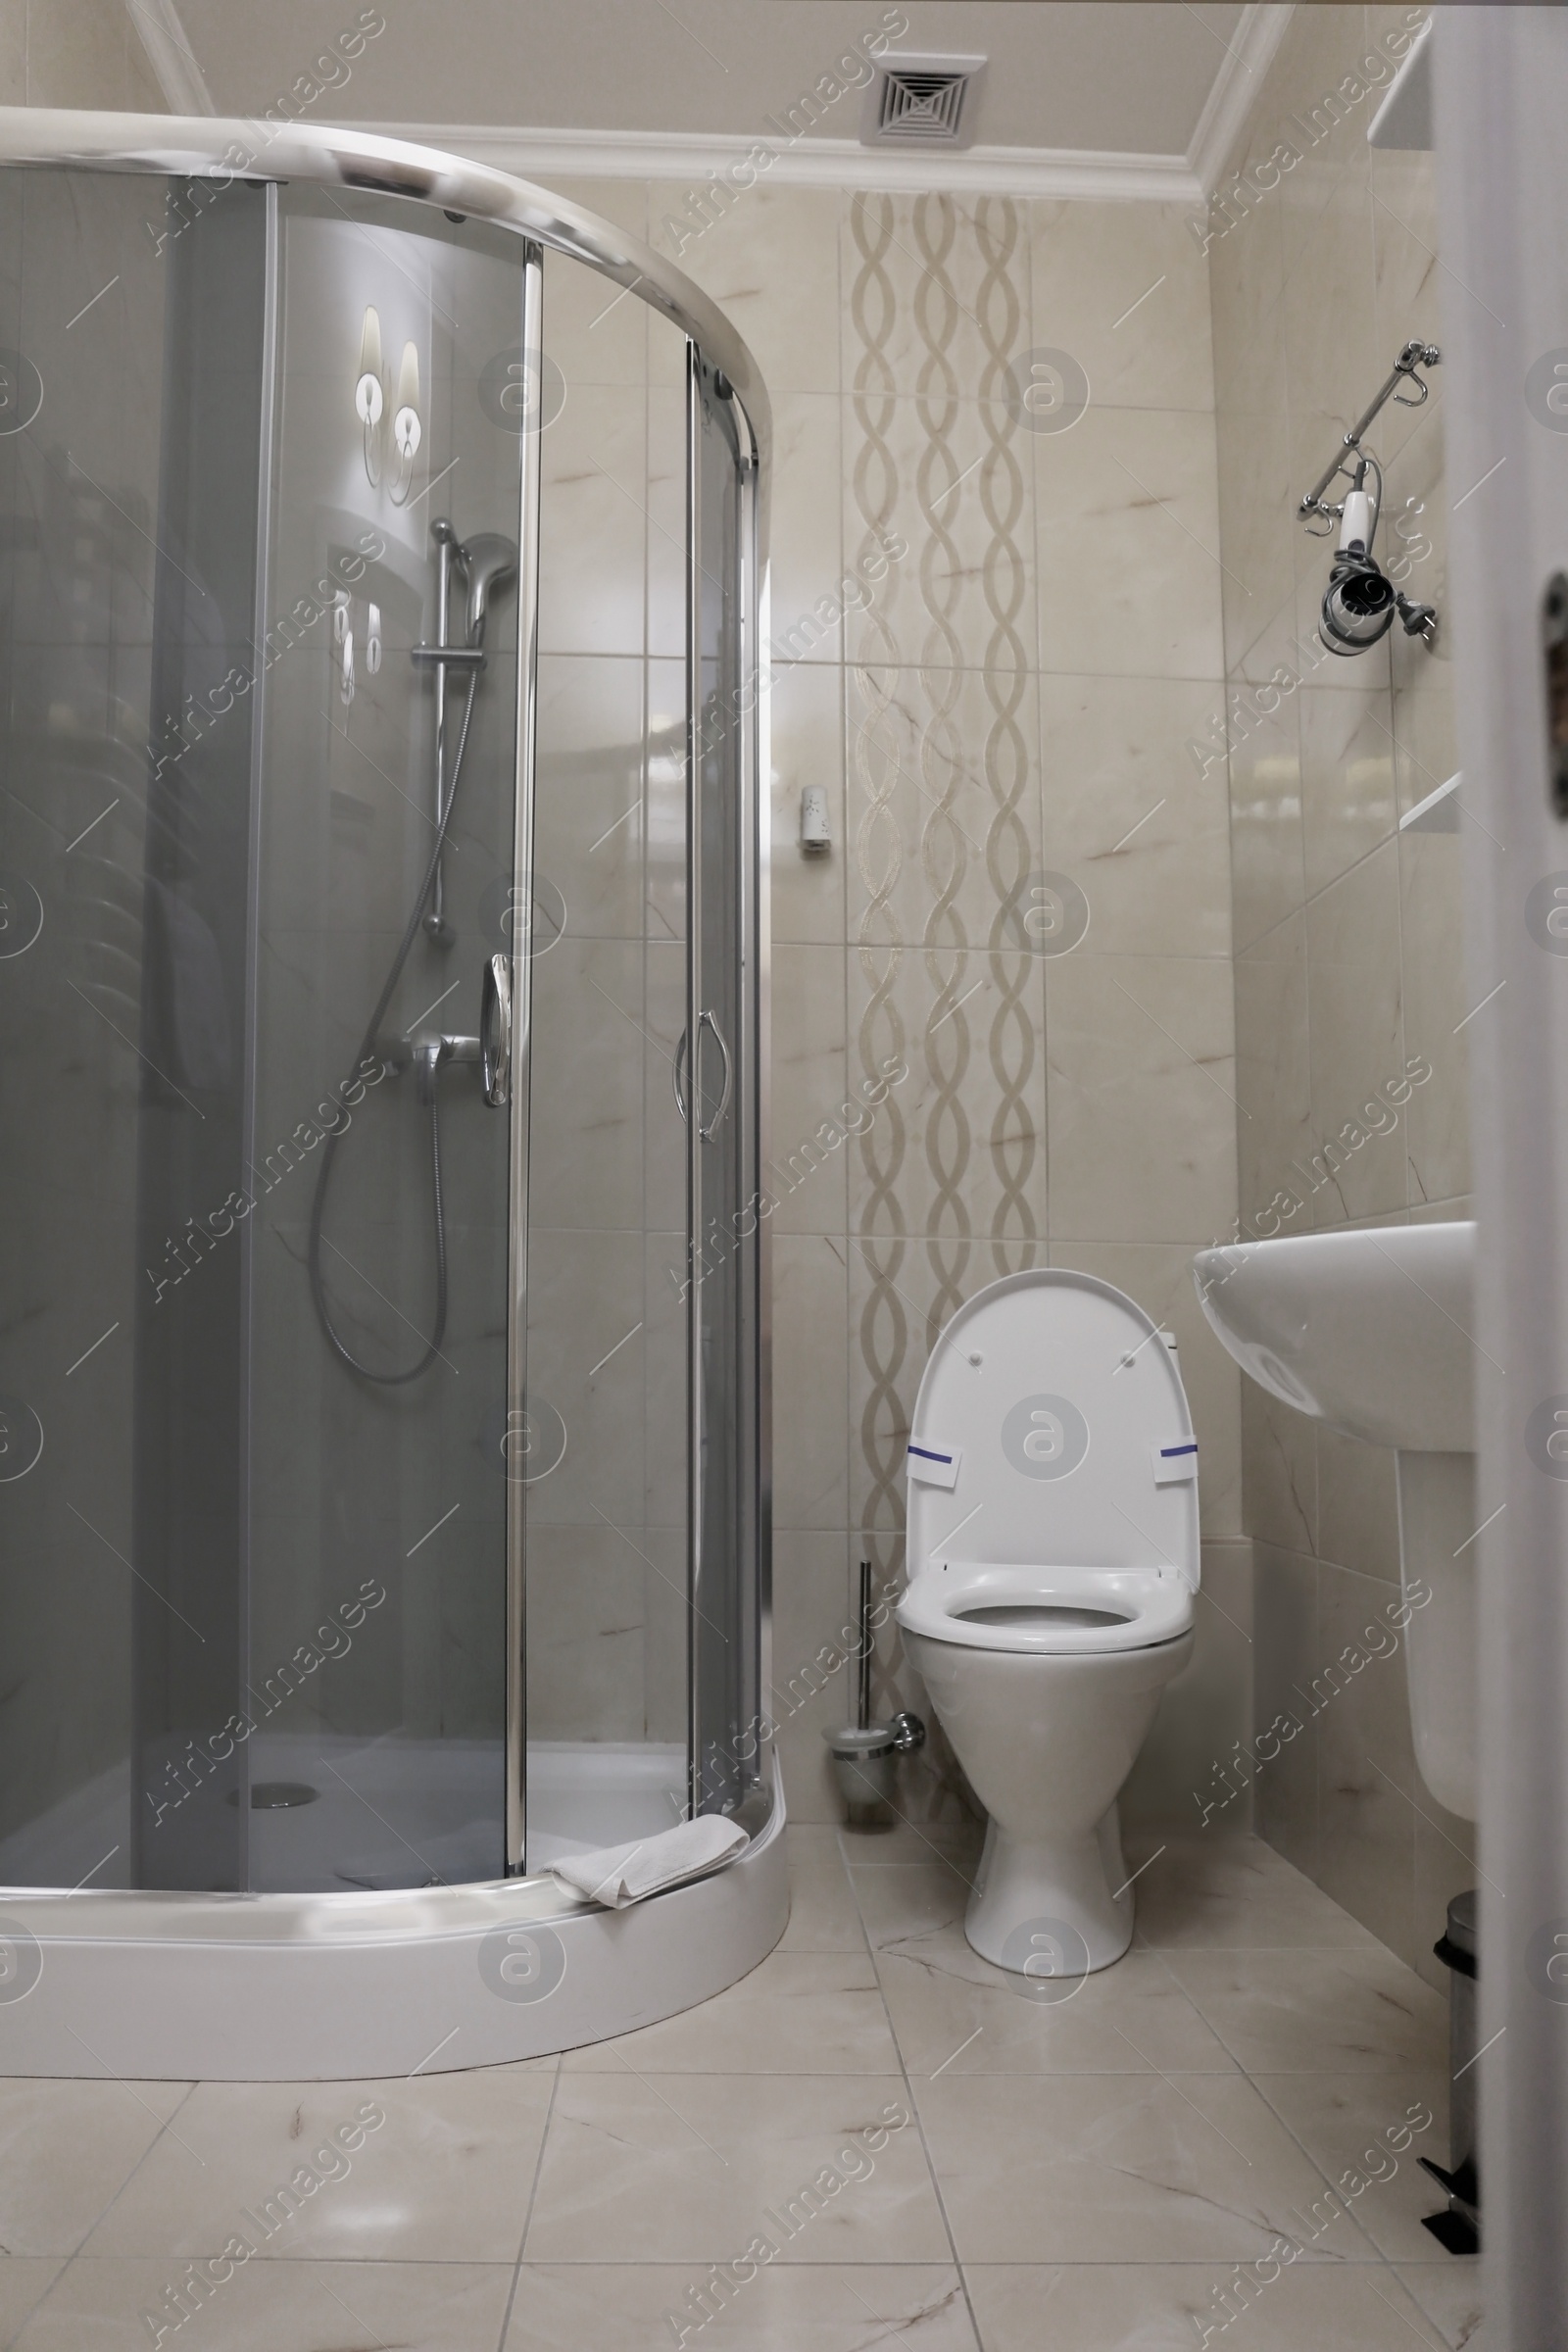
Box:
[696,1008,732,1142]
[481,952,512,1107]
[672,1027,689,1123]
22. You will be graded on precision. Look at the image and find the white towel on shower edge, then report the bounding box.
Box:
[547,1816,749,1909]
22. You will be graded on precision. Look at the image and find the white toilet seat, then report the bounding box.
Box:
[896,1562,1194,1656]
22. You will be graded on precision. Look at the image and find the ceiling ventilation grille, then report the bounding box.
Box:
[861,54,986,150]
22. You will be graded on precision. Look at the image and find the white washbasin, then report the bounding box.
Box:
[1191,1223,1474,1451]
[1191,1221,1478,1821]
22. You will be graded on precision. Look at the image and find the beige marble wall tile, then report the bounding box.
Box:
[1214,299,1297,673]
[769,660,847,946]
[1121,1538,1254,1831]
[772,1530,858,1825]
[1298,680,1397,900]
[1315,1424,1401,1584]
[524,1227,645,1530]
[646,381,686,663]
[1045,955,1238,1244]
[841,192,1029,411]
[26,0,162,107]
[0,0,22,103]
[1027,199,1215,416]
[1309,1558,1422,1968]
[525,1521,645,1743]
[1370,152,1446,417]
[659,183,844,399]
[641,1227,687,1533]
[1035,406,1225,681]
[1412,1801,1481,2000]
[1038,675,1232,959]
[1228,691,1304,955]
[844,397,1034,676]
[847,662,1043,956]
[770,392,848,664]
[533,654,646,942]
[1251,1543,1320,1880]
[538,383,647,660]
[769,944,849,1237]
[772,1230,849,1531]
[542,242,647,393]
[526,934,645,1231]
[1303,838,1405,1226]
[1241,1380,1318,1557]
[1236,908,1313,1228]
[1398,832,1472,1211]
[847,940,1047,1251]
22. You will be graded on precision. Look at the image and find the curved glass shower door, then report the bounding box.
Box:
[0,154,768,1904]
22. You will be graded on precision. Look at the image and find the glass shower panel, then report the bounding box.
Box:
[245,190,527,1892]
[0,168,268,1892]
[523,257,690,1864]
[688,353,761,1821]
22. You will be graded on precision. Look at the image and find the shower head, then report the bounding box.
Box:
[460,532,518,640]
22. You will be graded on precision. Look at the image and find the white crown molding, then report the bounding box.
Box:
[1186,2,1295,193]
[357,121,1202,204]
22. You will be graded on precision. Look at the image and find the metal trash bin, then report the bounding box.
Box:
[1420,1888,1480,2254]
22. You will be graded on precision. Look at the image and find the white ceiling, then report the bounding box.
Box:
[169,0,1253,165]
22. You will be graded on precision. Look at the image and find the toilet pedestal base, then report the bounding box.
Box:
[965,1806,1134,1977]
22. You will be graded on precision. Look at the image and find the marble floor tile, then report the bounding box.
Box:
[913,2071,1378,2264]
[964,2260,1455,2351]
[778,1859,872,1954]
[1129,1833,1382,1951]
[1160,1949,1449,2074]
[524,2074,946,2266]
[849,1858,976,1950]
[1394,2260,1490,2349]
[0,2262,64,2349]
[1250,2071,1454,2260]
[0,2078,193,2256]
[876,1932,1239,2079]
[563,1951,901,2075]
[80,2066,555,2263]
[504,2262,979,2349]
[838,1819,983,1872]
[8,2257,513,2350]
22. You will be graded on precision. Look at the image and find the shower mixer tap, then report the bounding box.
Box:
[372,954,512,1110]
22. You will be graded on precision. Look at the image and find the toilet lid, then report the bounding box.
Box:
[905,1268,1200,1593]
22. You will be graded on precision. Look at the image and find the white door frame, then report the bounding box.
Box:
[1437,10,1568,2338]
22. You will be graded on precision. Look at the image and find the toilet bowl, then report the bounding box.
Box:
[895,1269,1200,1978]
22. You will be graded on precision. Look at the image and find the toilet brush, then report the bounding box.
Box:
[824,1559,924,1827]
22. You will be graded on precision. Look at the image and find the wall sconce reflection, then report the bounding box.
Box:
[354,306,422,504]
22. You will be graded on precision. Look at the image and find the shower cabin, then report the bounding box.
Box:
[0,115,777,2076]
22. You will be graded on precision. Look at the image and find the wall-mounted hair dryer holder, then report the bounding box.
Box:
[1299,342,1441,655]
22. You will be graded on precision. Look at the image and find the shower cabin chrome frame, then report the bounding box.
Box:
[0,110,779,2074]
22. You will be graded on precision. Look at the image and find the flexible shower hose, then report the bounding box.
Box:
[307,654,481,1384]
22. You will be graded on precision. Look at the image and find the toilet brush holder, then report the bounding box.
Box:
[824,1712,925,1827]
